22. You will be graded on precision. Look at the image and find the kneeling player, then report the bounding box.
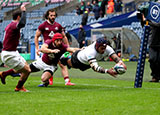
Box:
[30,33,79,87]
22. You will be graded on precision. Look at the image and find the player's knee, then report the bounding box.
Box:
[41,70,53,81]
[41,77,45,82]
[26,65,31,73]
[41,70,53,82]
[25,68,31,75]
[27,68,31,74]
[22,64,31,74]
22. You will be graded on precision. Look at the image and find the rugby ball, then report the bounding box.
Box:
[114,64,126,75]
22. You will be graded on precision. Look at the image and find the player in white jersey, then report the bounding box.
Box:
[60,37,127,77]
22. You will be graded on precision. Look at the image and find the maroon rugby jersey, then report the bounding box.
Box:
[3,21,20,51]
[42,39,68,65]
[38,21,64,41]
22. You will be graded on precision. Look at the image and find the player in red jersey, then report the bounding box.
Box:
[0,5,31,92]
[30,33,79,87]
[34,8,75,86]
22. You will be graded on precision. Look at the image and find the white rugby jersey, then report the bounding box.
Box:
[77,42,115,65]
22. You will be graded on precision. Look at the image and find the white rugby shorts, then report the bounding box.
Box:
[1,50,26,71]
[32,58,57,73]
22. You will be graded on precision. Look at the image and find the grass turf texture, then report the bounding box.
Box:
[0,61,160,115]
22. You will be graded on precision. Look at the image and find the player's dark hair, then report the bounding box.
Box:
[44,8,57,19]
[12,11,22,20]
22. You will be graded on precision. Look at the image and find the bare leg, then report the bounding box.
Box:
[59,62,69,78]
[38,71,52,87]
[15,63,31,89]
[41,71,52,82]
[67,59,73,67]
[59,61,75,86]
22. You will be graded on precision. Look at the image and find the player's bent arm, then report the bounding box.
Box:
[66,47,80,53]
[17,11,26,29]
[35,29,42,51]
[40,43,60,54]
[110,53,121,63]
[62,32,69,46]
[110,53,127,70]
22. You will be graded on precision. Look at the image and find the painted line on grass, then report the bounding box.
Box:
[73,83,160,90]
[31,80,160,90]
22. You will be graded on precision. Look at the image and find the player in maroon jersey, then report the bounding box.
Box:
[34,8,75,86]
[30,33,79,87]
[0,5,31,92]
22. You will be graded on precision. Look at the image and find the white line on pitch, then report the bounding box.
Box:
[30,80,160,90]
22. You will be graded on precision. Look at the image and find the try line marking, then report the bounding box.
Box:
[32,80,160,90]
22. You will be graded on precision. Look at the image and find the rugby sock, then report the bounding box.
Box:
[16,80,25,88]
[64,76,69,83]
[2,69,15,77]
[49,76,53,85]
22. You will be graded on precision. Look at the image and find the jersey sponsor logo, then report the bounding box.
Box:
[49,31,54,38]
[48,53,55,59]
[55,27,58,30]
[45,27,49,30]
[150,5,160,20]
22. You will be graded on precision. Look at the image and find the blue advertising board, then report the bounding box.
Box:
[69,10,138,38]
[147,2,160,23]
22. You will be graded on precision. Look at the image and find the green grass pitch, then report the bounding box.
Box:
[0,61,160,115]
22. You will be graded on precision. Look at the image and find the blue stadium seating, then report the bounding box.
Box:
[122,22,143,39]
[0,0,144,50]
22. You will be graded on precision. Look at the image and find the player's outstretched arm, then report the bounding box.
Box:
[17,4,26,29]
[88,59,117,77]
[40,43,60,54]
[66,47,80,53]
[107,68,117,77]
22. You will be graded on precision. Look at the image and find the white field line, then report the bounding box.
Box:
[31,80,160,90]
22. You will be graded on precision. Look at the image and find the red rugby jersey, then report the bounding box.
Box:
[42,39,68,65]
[38,21,64,41]
[3,21,20,51]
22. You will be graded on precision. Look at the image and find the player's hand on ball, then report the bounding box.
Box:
[117,60,127,70]
[107,68,117,78]
[114,64,126,75]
